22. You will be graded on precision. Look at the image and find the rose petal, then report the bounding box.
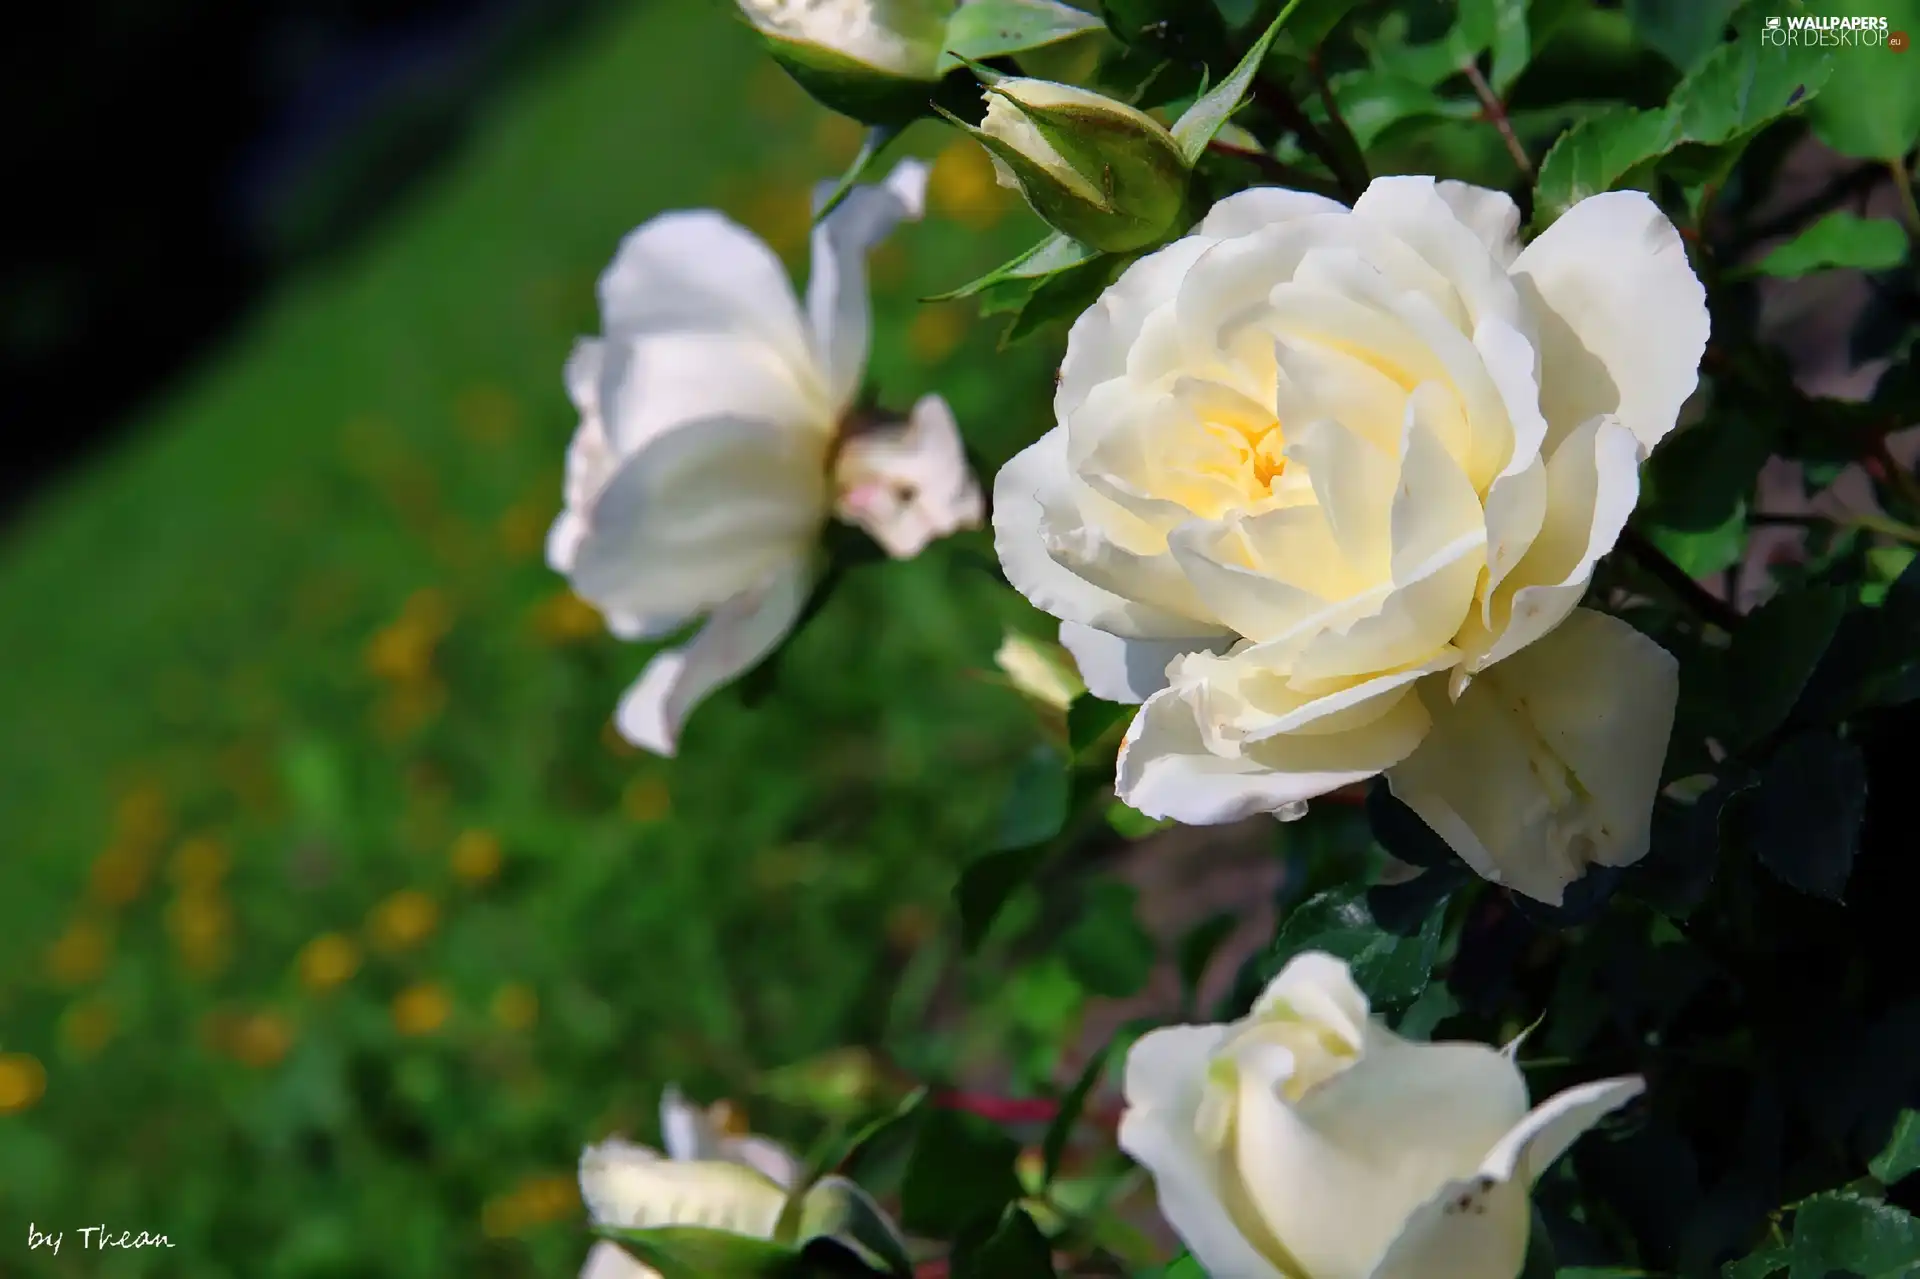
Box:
[612,566,811,757]
[1058,621,1230,704]
[1512,190,1709,454]
[805,159,929,413]
[833,394,983,559]
[1387,609,1679,904]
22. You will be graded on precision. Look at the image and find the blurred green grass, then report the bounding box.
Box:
[0,2,1071,1273]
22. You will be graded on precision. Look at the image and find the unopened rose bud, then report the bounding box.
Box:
[962,78,1192,252]
[738,0,952,123]
[832,394,984,560]
[994,632,1085,713]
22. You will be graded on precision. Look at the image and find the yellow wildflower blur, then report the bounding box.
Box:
[297,933,360,993]
[115,780,171,846]
[60,998,117,1059]
[87,843,155,908]
[622,775,671,824]
[496,498,551,561]
[530,589,605,645]
[930,136,1012,229]
[46,919,113,987]
[231,1013,294,1068]
[367,890,439,953]
[455,385,519,446]
[490,983,539,1032]
[450,830,502,884]
[167,891,233,976]
[0,1053,47,1114]
[909,304,969,365]
[169,835,230,890]
[392,983,452,1036]
[365,589,453,685]
[813,112,863,165]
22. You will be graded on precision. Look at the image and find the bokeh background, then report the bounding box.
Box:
[0,2,1073,1273]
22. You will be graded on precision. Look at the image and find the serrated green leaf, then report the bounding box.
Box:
[1256,884,1448,1010]
[1532,105,1680,225]
[1725,585,1849,749]
[1170,0,1308,163]
[1788,1190,1920,1278]
[1806,0,1920,160]
[1746,211,1910,277]
[1646,501,1748,579]
[1723,1245,1790,1279]
[999,251,1127,344]
[1324,69,1480,148]
[1627,0,1744,71]
[1870,1109,1920,1185]
[956,843,1049,951]
[926,233,1100,302]
[940,0,1104,71]
[813,124,906,222]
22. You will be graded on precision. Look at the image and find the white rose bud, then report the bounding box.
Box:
[963,78,1192,253]
[994,630,1086,712]
[550,160,982,758]
[739,0,953,122]
[833,394,984,560]
[1121,951,1644,1279]
[993,177,1709,903]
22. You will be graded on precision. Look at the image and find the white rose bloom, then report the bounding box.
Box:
[578,1085,803,1279]
[551,159,983,757]
[1120,951,1644,1279]
[993,177,1706,904]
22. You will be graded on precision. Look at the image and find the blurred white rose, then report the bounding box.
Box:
[578,1085,801,1279]
[1120,951,1643,1279]
[550,159,982,757]
[993,177,1705,903]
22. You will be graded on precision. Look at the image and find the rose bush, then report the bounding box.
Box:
[994,177,1706,903]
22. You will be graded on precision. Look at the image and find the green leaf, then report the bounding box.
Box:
[1532,31,1827,227]
[927,233,1100,302]
[1626,0,1743,70]
[1724,585,1849,749]
[998,744,1071,848]
[1645,501,1748,579]
[1641,416,1777,533]
[1061,880,1157,998]
[794,1089,930,1195]
[1364,7,1496,86]
[1324,69,1480,149]
[1722,1245,1790,1279]
[1256,884,1448,1011]
[1787,1190,1920,1278]
[940,0,1105,71]
[956,843,1050,951]
[1806,0,1920,160]
[951,1204,1056,1278]
[1067,696,1132,760]
[1169,0,1308,164]
[999,252,1128,345]
[1746,211,1911,277]
[1870,1109,1920,1185]
[593,1227,805,1278]
[1744,731,1867,901]
[899,1108,1025,1237]
[1041,1038,1115,1185]
[1367,779,1461,870]
[1265,0,1365,56]
[1177,911,1239,1013]
[1474,0,1533,93]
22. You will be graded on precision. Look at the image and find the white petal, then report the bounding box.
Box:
[1362,1175,1529,1279]
[1251,952,1373,1051]
[598,331,824,457]
[597,210,817,393]
[1481,1076,1645,1187]
[833,394,983,559]
[805,159,930,413]
[994,429,1229,638]
[1059,621,1231,704]
[1512,190,1709,454]
[613,567,811,757]
[1467,415,1640,677]
[659,1084,713,1162]
[722,1136,804,1190]
[1285,418,1396,579]
[1235,1034,1528,1279]
[580,1240,659,1279]
[578,1139,788,1236]
[1351,176,1526,334]
[1388,610,1679,904]
[1116,673,1432,826]
[1435,181,1522,268]
[1120,1025,1297,1279]
[569,416,826,623]
[1057,236,1216,422]
[1198,185,1351,238]
[1167,511,1344,644]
